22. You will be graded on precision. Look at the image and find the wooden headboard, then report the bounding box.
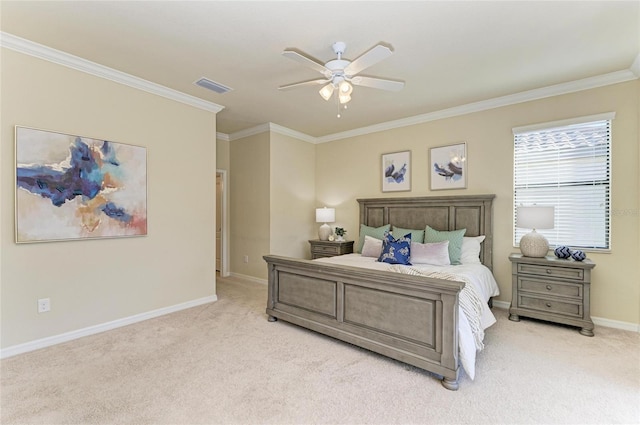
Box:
[357,195,495,270]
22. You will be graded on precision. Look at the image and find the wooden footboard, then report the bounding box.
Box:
[264,255,464,390]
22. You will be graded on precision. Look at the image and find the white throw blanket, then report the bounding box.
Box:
[388,265,486,351]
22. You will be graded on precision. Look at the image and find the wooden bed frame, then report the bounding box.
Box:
[264,195,495,390]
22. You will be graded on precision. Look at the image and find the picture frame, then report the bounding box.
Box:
[15,126,147,243]
[382,150,411,192]
[429,142,467,190]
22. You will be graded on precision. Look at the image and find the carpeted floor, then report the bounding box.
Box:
[1,275,639,425]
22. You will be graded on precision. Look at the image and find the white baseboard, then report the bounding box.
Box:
[592,316,640,333]
[491,300,639,332]
[0,295,218,359]
[229,272,268,285]
[492,300,511,310]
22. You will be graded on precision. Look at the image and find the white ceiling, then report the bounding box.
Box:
[1,1,638,139]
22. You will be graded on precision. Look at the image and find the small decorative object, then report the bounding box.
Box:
[516,205,555,257]
[382,151,411,192]
[571,250,587,262]
[554,246,572,259]
[328,235,335,241]
[315,207,335,241]
[430,142,467,190]
[334,227,346,242]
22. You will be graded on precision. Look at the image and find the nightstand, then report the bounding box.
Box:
[309,239,354,259]
[508,253,596,336]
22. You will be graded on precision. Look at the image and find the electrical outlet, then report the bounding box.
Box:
[243,255,249,263]
[37,298,50,313]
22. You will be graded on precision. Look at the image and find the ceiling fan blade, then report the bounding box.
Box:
[344,44,393,76]
[278,78,330,90]
[351,76,405,91]
[282,49,331,77]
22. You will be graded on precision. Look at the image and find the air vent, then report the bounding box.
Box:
[194,77,233,94]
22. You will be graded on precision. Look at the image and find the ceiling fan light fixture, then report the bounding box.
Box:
[339,81,353,95]
[319,83,334,101]
[339,93,351,104]
[281,41,403,117]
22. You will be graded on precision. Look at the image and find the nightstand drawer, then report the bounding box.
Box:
[518,294,583,318]
[313,245,341,255]
[518,278,583,299]
[517,263,584,281]
[309,240,354,259]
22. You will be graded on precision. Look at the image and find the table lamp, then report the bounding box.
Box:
[516,206,555,257]
[315,207,335,241]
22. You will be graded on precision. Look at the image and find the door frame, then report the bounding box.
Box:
[216,169,230,277]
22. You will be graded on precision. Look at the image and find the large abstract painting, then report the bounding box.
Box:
[15,126,147,243]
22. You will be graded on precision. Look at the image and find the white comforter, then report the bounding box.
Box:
[314,254,500,379]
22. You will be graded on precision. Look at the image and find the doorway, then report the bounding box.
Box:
[216,169,229,277]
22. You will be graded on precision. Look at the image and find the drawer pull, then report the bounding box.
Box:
[546,302,552,308]
[546,285,552,291]
[546,269,552,274]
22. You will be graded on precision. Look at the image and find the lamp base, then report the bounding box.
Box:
[318,223,331,241]
[520,229,549,257]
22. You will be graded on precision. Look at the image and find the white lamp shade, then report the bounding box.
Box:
[516,206,554,230]
[315,207,335,224]
[316,207,335,241]
[517,205,554,257]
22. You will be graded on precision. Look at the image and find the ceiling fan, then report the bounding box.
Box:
[279,41,404,115]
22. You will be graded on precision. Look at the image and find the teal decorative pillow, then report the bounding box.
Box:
[356,224,391,253]
[424,225,466,265]
[377,232,412,265]
[393,226,425,244]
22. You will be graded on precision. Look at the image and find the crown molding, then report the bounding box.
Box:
[225,122,316,143]
[267,123,317,143]
[216,132,230,142]
[218,66,637,144]
[226,123,271,141]
[0,32,225,114]
[6,30,631,141]
[315,69,637,143]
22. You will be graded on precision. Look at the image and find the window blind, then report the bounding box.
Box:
[513,117,612,250]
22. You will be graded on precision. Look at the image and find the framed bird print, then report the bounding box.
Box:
[430,142,467,190]
[382,151,411,192]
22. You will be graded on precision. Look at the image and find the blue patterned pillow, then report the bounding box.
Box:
[377,232,412,265]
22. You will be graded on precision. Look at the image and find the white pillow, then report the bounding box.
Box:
[361,235,383,258]
[460,235,486,264]
[410,241,450,266]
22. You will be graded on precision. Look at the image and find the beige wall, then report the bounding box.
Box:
[229,131,316,279]
[229,132,270,278]
[316,81,639,325]
[1,49,218,349]
[216,137,230,171]
[269,133,316,259]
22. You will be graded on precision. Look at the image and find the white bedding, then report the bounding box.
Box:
[314,253,500,379]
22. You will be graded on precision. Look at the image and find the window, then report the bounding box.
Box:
[513,113,614,251]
